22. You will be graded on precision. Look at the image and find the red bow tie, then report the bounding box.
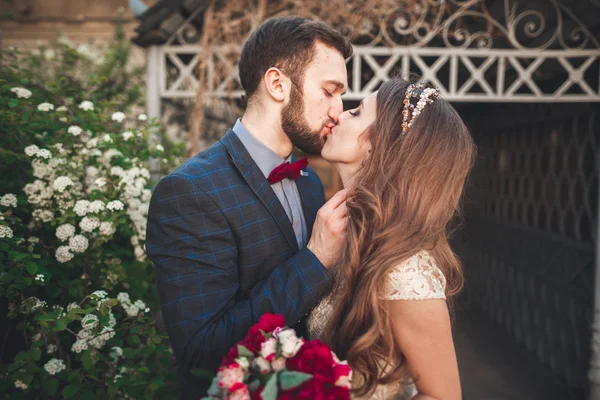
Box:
[267,157,308,184]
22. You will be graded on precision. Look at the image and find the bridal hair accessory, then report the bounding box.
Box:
[401,80,440,135]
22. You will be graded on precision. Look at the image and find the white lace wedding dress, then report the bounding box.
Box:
[307,250,447,400]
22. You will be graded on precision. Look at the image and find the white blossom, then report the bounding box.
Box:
[25,145,40,157]
[35,274,45,283]
[55,246,74,263]
[91,290,108,299]
[138,113,148,121]
[52,176,74,193]
[122,131,134,141]
[86,138,99,149]
[110,166,125,177]
[79,216,100,232]
[81,314,98,330]
[69,235,89,253]
[56,105,68,112]
[47,344,56,354]
[35,149,52,159]
[102,134,113,143]
[73,200,90,216]
[32,333,41,341]
[88,327,115,349]
[67,302,78,312]
[112,346,123,358]
[134,245,146,261]
[31,209,54,223]
[86,166,99,178]
[56,223,76,241]
[68,126,83,136]
[103,149,122,160]
[99,221,116,236]
[88,200,105,213]
[59,117,68,122]
[0,194,17,207]
[106,200,124,211]
[43,358,66,375]
[154,144,164,152]
[141,189,152,203]
[0,225,14,239]
[94,178,107,188]
[24,180,53,205]
[117,292,130,304]
[71,339,88,353]
[14,380,28,390]
[32,160,51,179]
[133,300,146,310]
[111,112,126,123]
[11,87,32,99]
[108,312,117,328]
[37,102,54,112]
[79,100,94,111]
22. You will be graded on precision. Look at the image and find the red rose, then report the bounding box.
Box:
[281,374,351,400]
[287,339,336,378]
[250,386,263,400]
[249,313,286,337]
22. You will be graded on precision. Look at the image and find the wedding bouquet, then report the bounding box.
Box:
[202,313,352,400]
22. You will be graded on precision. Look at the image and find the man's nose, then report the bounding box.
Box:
[327,97,344,125]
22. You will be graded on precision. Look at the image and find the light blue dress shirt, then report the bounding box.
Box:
[233,119,308,249]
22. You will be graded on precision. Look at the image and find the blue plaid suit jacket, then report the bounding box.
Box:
[146,129,332,399]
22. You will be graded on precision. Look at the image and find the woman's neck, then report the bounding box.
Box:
[333,162,360,189]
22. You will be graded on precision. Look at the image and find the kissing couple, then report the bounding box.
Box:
[147,15,475,400]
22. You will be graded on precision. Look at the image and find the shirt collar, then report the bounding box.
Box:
[232,118,291,179]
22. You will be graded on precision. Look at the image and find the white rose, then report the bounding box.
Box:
[252,357,271,374]
[260,337,277,360]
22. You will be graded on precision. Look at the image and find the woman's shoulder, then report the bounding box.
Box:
[385,250,447,301]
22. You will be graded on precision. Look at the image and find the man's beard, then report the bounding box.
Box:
[281,86,325,155]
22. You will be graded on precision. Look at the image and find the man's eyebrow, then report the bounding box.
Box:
[324,79,347,95]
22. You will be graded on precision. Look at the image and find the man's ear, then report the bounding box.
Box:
[263,67,289,102]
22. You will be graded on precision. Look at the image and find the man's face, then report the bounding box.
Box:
[281,41,348,154]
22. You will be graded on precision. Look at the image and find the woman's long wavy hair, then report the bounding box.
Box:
[322,76,476,397]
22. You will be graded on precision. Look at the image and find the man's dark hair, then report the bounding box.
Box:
[239,16,353,104]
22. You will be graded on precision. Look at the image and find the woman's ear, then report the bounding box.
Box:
[263,67,289,102]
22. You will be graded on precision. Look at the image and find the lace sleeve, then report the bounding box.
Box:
[386,250,447,300]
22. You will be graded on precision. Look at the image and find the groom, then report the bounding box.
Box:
[146,16,353,399]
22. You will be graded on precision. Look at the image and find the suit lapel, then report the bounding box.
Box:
[295,172,318,239]
[221,130,299,253]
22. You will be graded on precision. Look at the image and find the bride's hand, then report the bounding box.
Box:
[307,189,349,269]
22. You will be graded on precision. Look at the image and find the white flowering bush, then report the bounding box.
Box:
[0,31,183,398]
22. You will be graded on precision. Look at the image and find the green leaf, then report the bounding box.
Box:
[37,311,59,321]
[237,344,254,358]
[279,371,312,390]
[261,374,278,400]
[81,350,93,370]
[53,318,69,331]
[206,377,221,396]
[62,384,79,399]
[26,261,38,275]
[43,378,59,395]
[141,343,156,356]
[30,348,41,361]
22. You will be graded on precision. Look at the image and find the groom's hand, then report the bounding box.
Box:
[307,188,349,269]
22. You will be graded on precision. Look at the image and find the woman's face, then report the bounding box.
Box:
[321,92,377,166]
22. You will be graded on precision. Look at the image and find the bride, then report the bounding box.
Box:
[307,76,475,400]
